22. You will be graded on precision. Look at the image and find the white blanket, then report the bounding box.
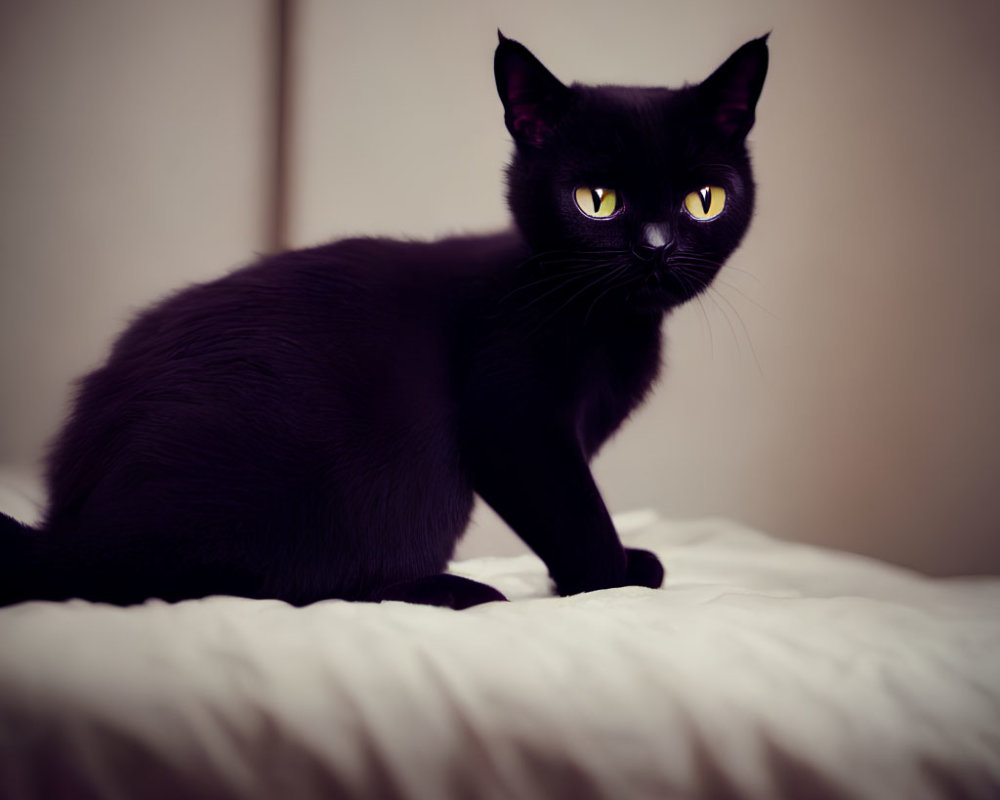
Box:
[1,512,998,800]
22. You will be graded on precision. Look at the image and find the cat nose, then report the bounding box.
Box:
[641,223,672,250]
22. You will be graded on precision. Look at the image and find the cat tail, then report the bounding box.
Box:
[0,511,45,607]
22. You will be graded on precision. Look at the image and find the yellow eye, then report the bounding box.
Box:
[683,186,727,221]
[574,187,623,219]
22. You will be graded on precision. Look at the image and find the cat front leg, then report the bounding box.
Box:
[469,432,664,595]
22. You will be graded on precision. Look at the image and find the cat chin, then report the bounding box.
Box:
[624,277,710,315]
[627,285,685,315]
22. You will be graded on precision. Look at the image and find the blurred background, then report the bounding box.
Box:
[1,0,998,574]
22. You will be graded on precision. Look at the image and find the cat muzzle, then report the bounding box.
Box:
[633,237,676,266]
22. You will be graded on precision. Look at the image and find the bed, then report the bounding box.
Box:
[1,509,998,800]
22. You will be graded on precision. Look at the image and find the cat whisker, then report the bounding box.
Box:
[665,262,716,354]
[694,284,764,377]
[582,263,637,324]
[498,252,627,306]
[670,254,722,271]
[522,262,630,337]
[694,293,715,358]
[496,266,601,308]
[670,264,706,294]
[714,264,762,283]
[671,259,768,373]
[509,262,621,315]
[700,287,743,360]
[707,285,765,377]
[512,248,629,274]
[673,256,762,286]
[706,275,777,319]
[502,248,631,312]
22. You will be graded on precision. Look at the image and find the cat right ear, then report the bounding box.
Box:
[699,34,770,140]
[494,33,572,149]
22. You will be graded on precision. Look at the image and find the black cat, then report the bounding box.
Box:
[0,33,768,609]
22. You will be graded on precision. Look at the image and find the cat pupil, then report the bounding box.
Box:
[591,189,603,213]
[699,188,712,215]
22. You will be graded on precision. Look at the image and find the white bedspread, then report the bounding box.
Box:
[1,512,998,800]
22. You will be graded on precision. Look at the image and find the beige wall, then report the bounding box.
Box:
[2,0,999,575]
[0,0,273,457]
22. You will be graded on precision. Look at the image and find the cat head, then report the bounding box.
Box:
[495,32,768,312]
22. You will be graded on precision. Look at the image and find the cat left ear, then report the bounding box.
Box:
[494,33,572,149]
[700,34,770,140]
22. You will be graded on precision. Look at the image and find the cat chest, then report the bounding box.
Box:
[575,328,663,457]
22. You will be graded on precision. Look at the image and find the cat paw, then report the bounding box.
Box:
[376,573,507,610]
[625,548,665,589]
[553,548,665,596]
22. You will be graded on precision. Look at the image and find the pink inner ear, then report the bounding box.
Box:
[512,107,551,148]
[713,74,757,135]
[716,100,747,128]
[507,69,532,104]
[512,109,535,133]
[507,63,554,146]
[500,49,565,147]
[709,50,764,136]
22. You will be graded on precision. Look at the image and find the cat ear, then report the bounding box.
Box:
[699,34,769,140]
[494,32,572,148]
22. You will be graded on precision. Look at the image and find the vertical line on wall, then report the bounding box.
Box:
[270,0,293,253]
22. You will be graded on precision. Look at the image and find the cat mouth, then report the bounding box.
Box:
[631,244,674,265]
[630,247,705,298]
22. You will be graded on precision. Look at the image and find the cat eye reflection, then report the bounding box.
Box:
[683,186,726,221]
[574,187,623,219]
